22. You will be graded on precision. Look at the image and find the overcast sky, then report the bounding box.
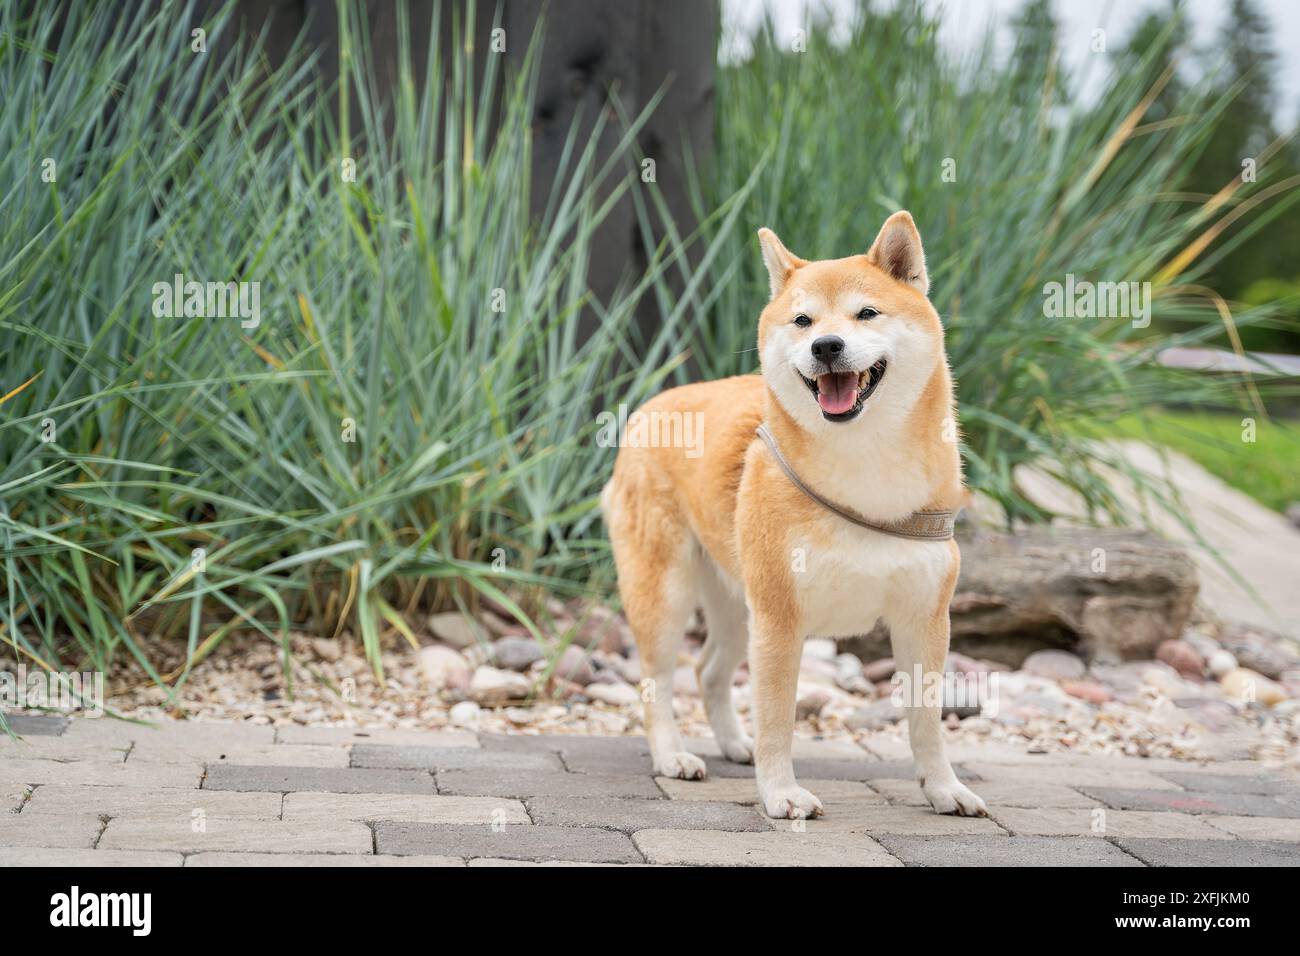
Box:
[721,0,1300,129]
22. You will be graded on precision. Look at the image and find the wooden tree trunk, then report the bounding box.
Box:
[212,0,717,351]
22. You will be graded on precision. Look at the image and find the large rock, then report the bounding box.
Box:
[841,528,1198,666]
[955,528,1198,662]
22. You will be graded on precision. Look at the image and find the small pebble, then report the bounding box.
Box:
[1022,649,1086,682]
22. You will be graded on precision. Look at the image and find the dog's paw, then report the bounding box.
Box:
[923,779,988,817]
[718,734,754,764]
[761,785,824,820]
[655,751,707,780]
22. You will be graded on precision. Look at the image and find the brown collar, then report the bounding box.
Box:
[756,423,956,541]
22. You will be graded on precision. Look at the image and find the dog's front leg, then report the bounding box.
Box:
[749,609,823,820]
[888,600,988,817]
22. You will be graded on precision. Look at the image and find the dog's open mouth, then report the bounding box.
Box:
[800,359,888,421]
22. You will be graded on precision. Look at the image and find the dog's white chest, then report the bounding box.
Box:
[791,521,954,638]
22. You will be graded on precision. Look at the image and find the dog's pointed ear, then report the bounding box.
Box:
[867,211,928,295]
[757,227,805,298]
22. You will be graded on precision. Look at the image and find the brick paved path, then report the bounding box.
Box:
[2,715,1298,866]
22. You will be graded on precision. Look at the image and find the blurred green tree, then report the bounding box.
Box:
[1115,0,1299,353]
[1183,0,1299,352]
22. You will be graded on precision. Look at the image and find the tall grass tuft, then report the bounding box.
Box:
[0,1,701,689]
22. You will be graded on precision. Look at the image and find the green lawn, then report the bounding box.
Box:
[1110,411,1300,513]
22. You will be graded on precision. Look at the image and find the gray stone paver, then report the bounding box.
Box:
[1202,815,1300,841]
[282,792,528,825]
[375,822,641,864]
[1156,771,1298,796]
[878,835,1144,867]
[437,767,661,799]
[1178,759,1296,777]
[861,759,981,782]
[99,818,373,854]
[787,738,875,760]
[0,847,184,867]
[186,852,464,867]
[466,857,651,867]
[964,762,1181,790]
[0,737,132,761]
[203,764,433,794]
[351,744,562,772]
[1114,838,1300,867]
[0,757,202,788]
[2,717,1298,866]
[275,726,478,748]
[0,812,104,849]
[1077,787,1300,818]
[479,733,642,755]
[477,732,603,749]
[550,742,656,775]
[526,796,769,832]
[479,733,655,775]
[991,806,1234,840]
[633,828,902,866]
[23,785,282,820]
[62,719,275,746]
[131,741,351,768]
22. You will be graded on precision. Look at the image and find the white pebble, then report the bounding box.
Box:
[1207,649,1237,678]
[449,700,481,727]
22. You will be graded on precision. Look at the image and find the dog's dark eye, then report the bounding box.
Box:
[857,307,880,321]
[793,314,812,328]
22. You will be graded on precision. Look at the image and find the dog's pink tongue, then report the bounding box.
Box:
[817,372,858,414]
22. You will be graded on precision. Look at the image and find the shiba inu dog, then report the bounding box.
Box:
[602,212,988,819]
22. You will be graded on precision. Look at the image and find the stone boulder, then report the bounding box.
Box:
[841,527,1198,666]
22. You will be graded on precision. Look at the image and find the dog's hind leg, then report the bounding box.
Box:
[630,555,706,779]
[697,565,753,764]
[605,486,706,780]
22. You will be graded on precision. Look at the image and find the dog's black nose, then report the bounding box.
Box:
[811,335,844,364]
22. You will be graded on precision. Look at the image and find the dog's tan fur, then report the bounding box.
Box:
[603,212,987,818]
